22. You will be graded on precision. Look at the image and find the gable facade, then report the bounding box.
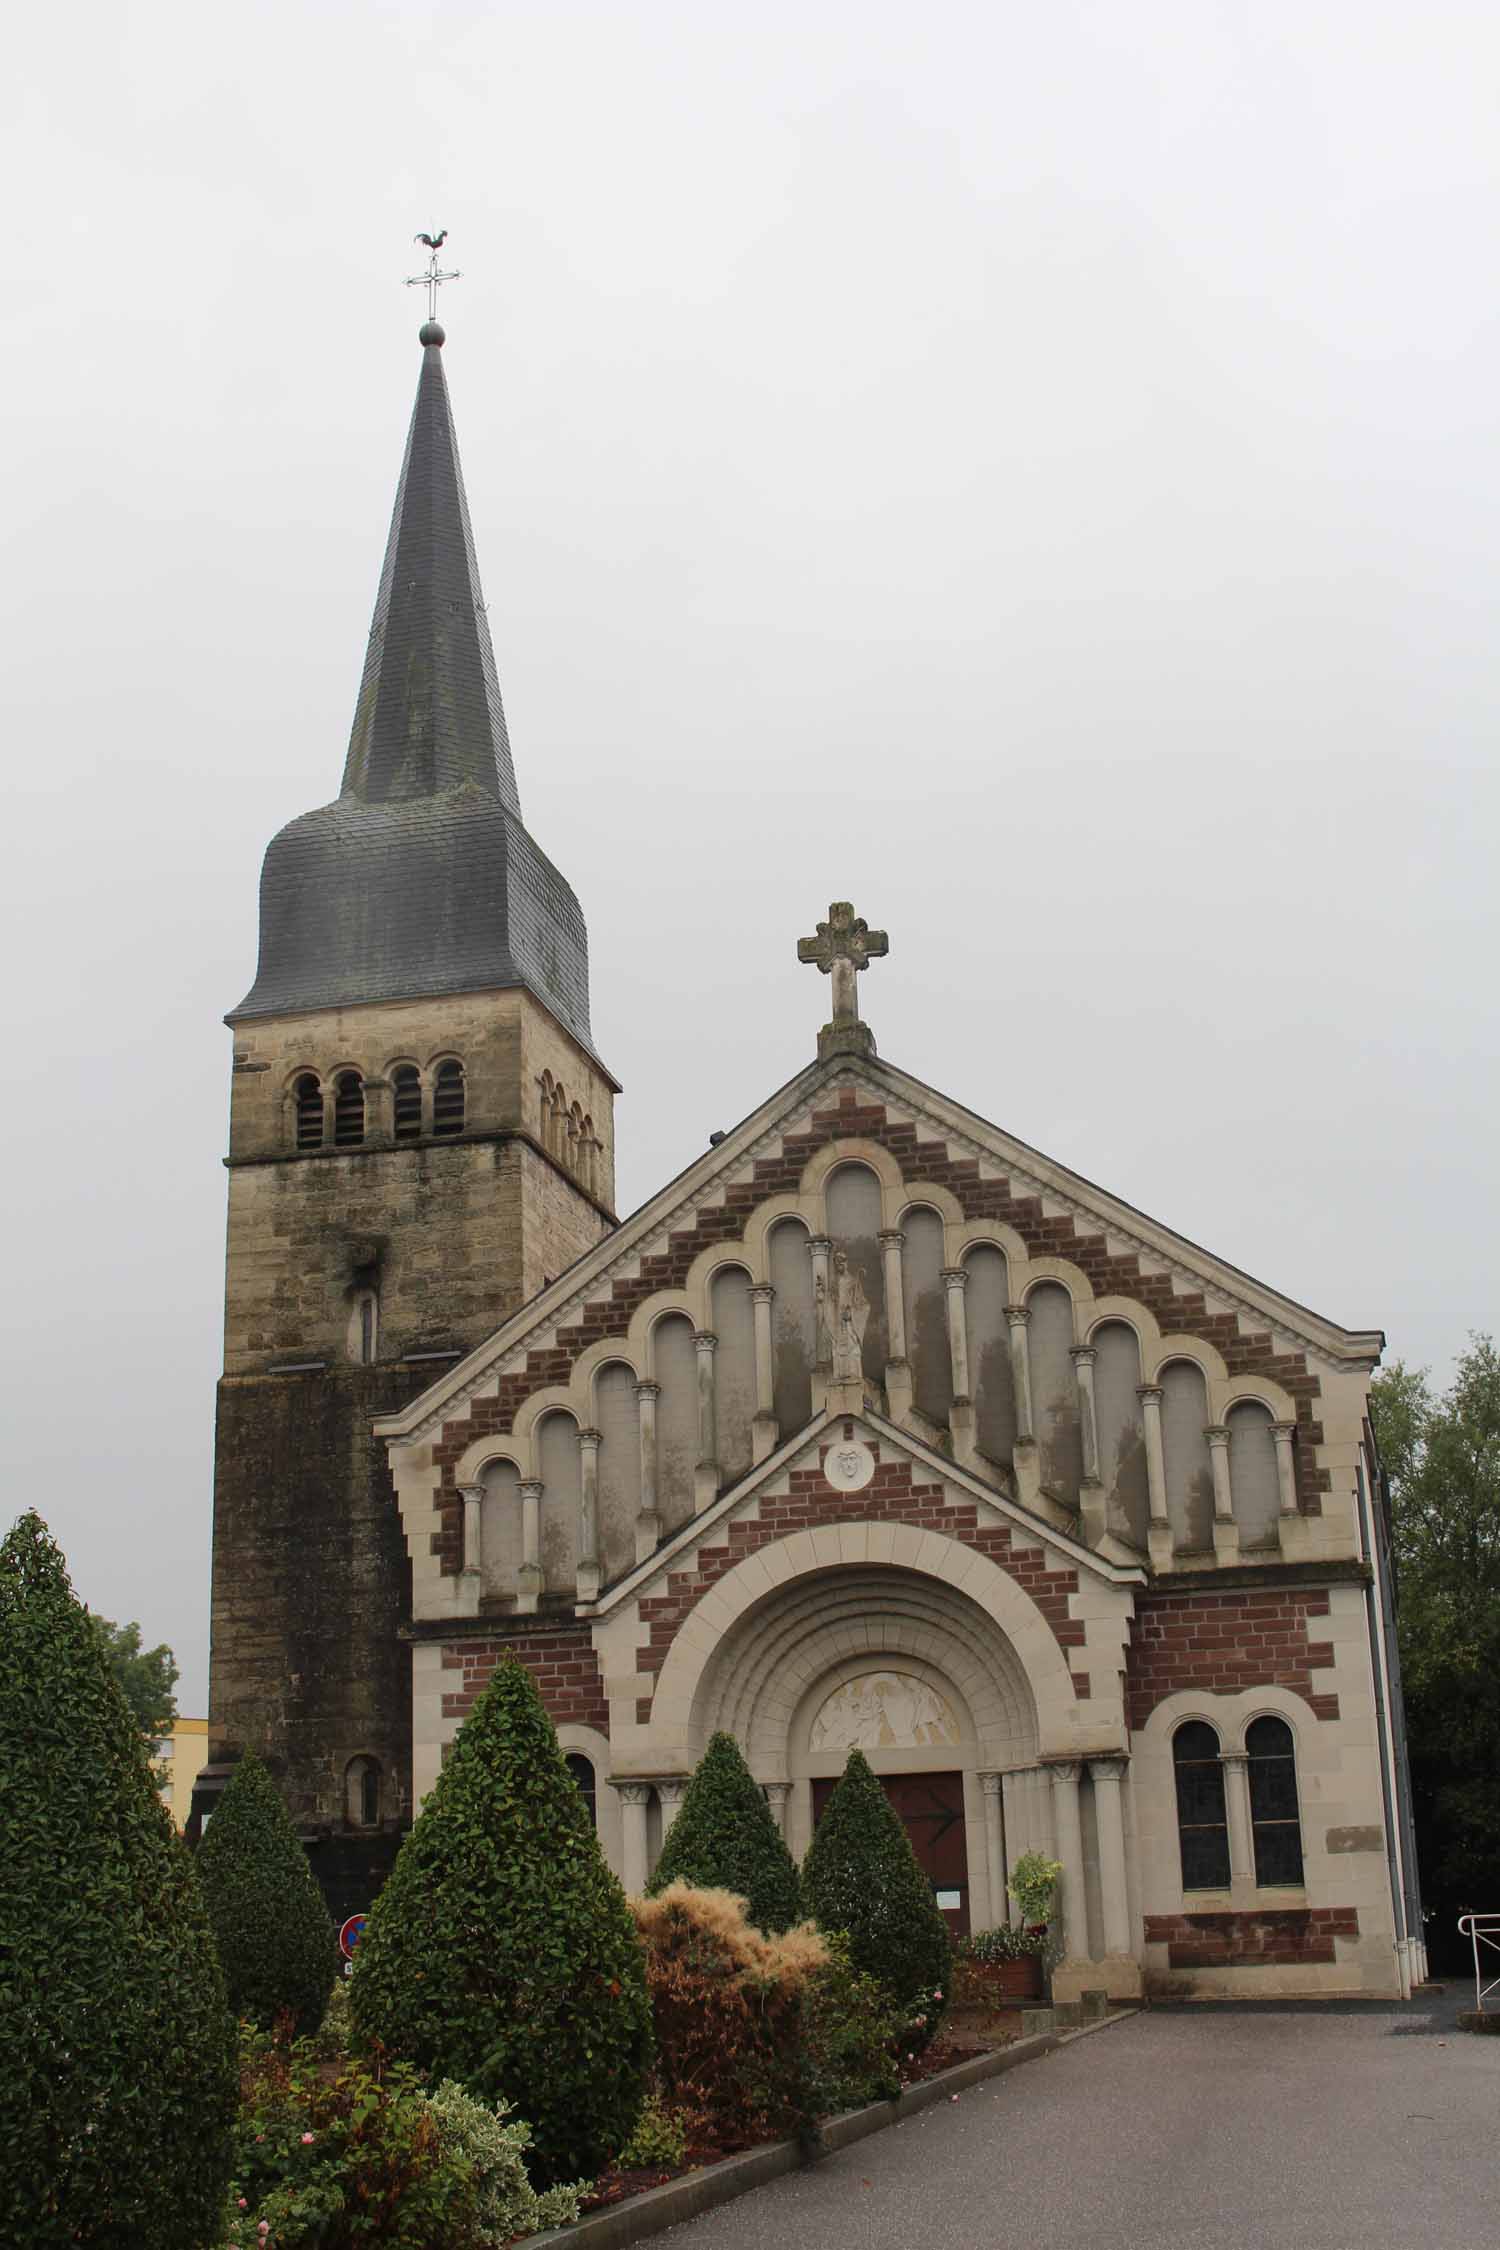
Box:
[377,1050,1423,2002]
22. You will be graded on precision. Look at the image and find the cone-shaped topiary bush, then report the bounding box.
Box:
[800,1748,951,2024]
[349,1658,651,2184]
[0,1512,237,2248]
[196,1748,338,2035]
[645,1731,803,1932]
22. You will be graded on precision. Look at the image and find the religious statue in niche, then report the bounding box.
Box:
[817,1248,871,1382]
[809,1671,962,1752]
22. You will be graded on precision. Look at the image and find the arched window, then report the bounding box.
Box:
[1247,1716,1304,1885]
[564,1752,597,1831]
[294,1073,323,1151]
[433,1058,465,1137]
[333,1071,364,1147]
[345,1755,381,1828]
[392,1064,422,1141]
[1173,1720,1230,1890]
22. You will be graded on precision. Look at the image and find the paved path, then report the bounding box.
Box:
[660,1990,1498,2250]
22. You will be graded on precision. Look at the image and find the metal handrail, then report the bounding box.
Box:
[1457,1913,1500,2014]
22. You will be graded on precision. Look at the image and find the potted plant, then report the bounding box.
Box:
[954,1919,1050,2007]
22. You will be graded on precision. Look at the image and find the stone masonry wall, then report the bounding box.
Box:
[1126,1587,1339,1728]
[1144,1907,1360,1967]
[438,1623,609,1733]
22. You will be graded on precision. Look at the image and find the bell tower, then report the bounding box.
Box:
[203,301,618,1910]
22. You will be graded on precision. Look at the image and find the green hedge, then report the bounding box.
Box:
[800,1748,951,2023]
[196,1749,339,2035]
[350,1658,650,2183]
[0,1512,236,2247]
[646,1731,802,1932]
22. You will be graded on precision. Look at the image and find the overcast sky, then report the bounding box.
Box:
[4,2,1496,1714]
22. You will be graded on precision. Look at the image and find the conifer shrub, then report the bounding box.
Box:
[646,1730,803,1932]
[196,1749,339,2035]
[631,1883,827,2144]
[800,1748,952,2041]
[0,1512,237,2248]
[349,1658,650,2184]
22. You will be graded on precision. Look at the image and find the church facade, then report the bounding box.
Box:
[209,310,1424,2000]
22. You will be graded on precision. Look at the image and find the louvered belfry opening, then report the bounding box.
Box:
[294,1074,323,1150]
[432,1058,465,1137]
[333,1071,365,1147]
[392,1064,422,1140]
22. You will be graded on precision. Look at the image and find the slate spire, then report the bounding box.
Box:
[231,321,604,1066]
[342,324,521,811]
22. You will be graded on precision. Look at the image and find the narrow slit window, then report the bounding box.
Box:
[333,1071,365,1147]
[565,1752,597,1831]
[1173,1720,1231,1890]
[433,1059,465,1137]
[294,1074,323,1151]
[345,1756,380,1828]
[1247,1716,1304,1886]
[392,1064,422,1140]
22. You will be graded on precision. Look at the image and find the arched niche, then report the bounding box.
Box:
[1227,1399,1280,1550]
[537,1410,581,1593]
[480,1458,523,1601]
[595,1360,642,1585]
[768,1217,815,1435]
[1161,1360,1214,1552]
[1028,1282,1081,1504]
[654,1313,698,1535]
[825,1162,887,1381]
[711,1265,755,1481]
[966,1244,1015,1467]
[1093,1321,1148,1547]
[901,1207,951,1425]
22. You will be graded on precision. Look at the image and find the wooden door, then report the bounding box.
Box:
[812,1769,970,1936]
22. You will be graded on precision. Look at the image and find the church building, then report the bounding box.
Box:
[208,304,1425,2002]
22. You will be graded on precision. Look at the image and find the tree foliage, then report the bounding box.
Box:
[196,1750,339,2036]
[89,1613,179,1739]
[0,1512,236,2248]
[349,1659,650,2184]
[646,1731,802,1932]
[1371,1337,1500,1961]
[799,1749,951,2030]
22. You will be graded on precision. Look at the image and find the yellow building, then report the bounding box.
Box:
[155,1718,209,1830]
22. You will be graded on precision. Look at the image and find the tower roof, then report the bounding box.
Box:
[231,324,604,1068]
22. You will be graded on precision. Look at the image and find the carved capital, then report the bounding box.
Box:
[979,1770,1004,1800]
[578,1427,602,1452]
[1204,1424,1229,1448]
[878,1229,905,1249]
[807,1235,832,1256]
[1070,1345,1096,1369]
[1087,1756,1128,1786]
[1136,1383,1164,1403]
[762,1781,792,1806]
[693,1330,718,1357]
[1046,1758,1083,1786]
[749,1284,775,1305]
[656,1778,688,1807]
[518,1478,544,1502]
[635,1379,661,1402]
[615,1782,654,1808]
[940,1267,968,1292]
[1271,1420,1298,1443]
[457,1481,485,1505]
[1005,1304,1031,1329]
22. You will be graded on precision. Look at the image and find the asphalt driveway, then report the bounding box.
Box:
[659,1988,1497,2250]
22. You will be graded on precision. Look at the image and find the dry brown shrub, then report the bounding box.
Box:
[629,1884,829,2145]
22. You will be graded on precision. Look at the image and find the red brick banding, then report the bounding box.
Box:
[630,1449,1085,1721]
[440,1624,608,1733]
[1126,1587,1338,1728]
[428,1085,1328,1572]
[1144,1907,1359,1968]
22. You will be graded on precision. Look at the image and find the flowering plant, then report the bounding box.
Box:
[957,1922,1049,1963]
[1007,1852,1062,1929]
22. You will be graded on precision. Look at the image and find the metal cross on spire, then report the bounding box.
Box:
[406,229,461,324]
[798,901,888,1058]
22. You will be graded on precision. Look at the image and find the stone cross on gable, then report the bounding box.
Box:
[798,901,888,1048]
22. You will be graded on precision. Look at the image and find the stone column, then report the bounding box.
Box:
[1138,1384,1172,1568]
[1001,1768,1030,1895]
[459,1481,484,1616]
[577,1428,602,1603]
[657,1778,688,1842]
[979,1771,1007,1929]
[763,1781,792,1837]
[750,1285,777,1462]
[942,1268,972,1402]
[1006,1306,1035,1441]
[1221,1751,1254,1884]
[635,1381,661,1562]
[693,1331,718,1510]
[1071,1346,1099,1481]
[1088,1757,1133,1959]
[517,1479,544,1614]
[1206,1423,1239,1564]
[617,1783,652,1895]
[880,1231,908,1363]
[1048,1761,1089,1961]
[1271,1421,1299,1517]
